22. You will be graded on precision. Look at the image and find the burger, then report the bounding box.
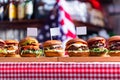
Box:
[107,35,120,56]
[19,37,43,57]
[43,40,64,57]
[87,37,108,56]
[5,40,20,57]
[0,39,7,57]
[65,38,89,57]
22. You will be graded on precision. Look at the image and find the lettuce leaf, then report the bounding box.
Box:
[109,50,120,53]
[90,48,108,53]
[0,49,7,54]
[21,49,43,56]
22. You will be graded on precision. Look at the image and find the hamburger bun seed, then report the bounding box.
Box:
[0,39,5,44]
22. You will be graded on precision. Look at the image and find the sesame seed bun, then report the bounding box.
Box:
[0,39,5,45]
[5,40,19,44]
[87,37,105,44]
[66,38,87,47]
[19,37,39,47]
[43,40,62,47]
[108,35,120,43]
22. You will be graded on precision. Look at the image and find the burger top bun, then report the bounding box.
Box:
[0,39,5,44]
[19,37,39,47]
[108,35,120,43]
[5,40,19,44]
[43,40,62,47]
[66,38,87,47]
[87,37,106,43]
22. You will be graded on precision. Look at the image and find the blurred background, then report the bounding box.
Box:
[0,0,119,41]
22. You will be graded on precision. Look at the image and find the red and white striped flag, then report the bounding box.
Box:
[57,0,76,47]
[37,0,76,48]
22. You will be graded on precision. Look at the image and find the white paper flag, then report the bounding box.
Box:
[50,27,60,36]
[27,28,38,37]
[76,26,87,35]
[50,27,60,40]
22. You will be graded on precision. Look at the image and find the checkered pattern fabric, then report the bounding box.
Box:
[0,62,120,80]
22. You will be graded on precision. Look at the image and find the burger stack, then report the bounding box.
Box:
[87,37,108,57]
[18,37,43,57]
[107,36,120,56]
[65,38,89,57]
[0,36,119,57]
[5,40,20,57]
[43,40,64,57]
[65,35,120,57]
[0,39,7,57]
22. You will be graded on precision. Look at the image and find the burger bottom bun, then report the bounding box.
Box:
[6,54,21,57]
[90,52,106,57]
[68,52,89,57]
[108,52,120,56]
[44,52,64,57]
[21,53,38,57]
[0,53,6,57]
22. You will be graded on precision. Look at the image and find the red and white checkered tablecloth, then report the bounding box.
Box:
[0,62,120,80]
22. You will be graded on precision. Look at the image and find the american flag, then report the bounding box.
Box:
[37,0,76,47]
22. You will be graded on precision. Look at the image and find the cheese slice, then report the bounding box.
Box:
[7,50,16,53]
[44,50,64,52]
[66,43,87,49]
[67,50,89,53]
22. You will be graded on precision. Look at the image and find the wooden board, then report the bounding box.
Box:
[0,57,57,62]
[0,57,120,62]
[58,57,120,62]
